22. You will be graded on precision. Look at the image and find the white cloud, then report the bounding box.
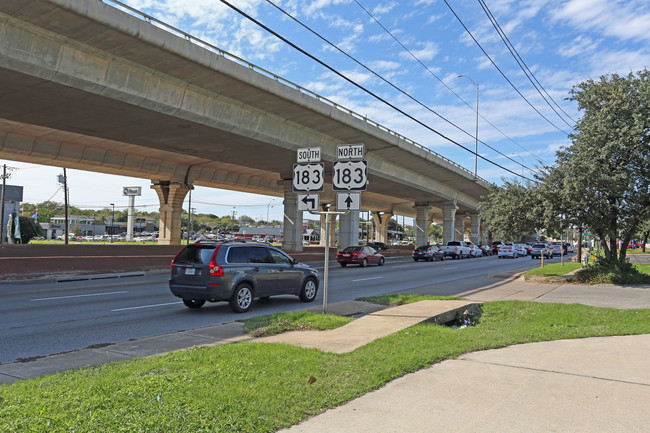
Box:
[398,40,439,61]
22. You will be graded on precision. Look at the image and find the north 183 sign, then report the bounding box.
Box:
[292,163,324,192]
[332,160,367,191]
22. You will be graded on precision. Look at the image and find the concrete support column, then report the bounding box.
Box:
[280,180,303,253]
[470,213,481,245]
[455,213,466,242]
[151,180,191,245]
[414,203,431,247]
[441,202,458,244]
[329,214,337,247]
[372,211,392,243]
[338,211,359,250]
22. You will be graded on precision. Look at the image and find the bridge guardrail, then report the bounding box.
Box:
[105,0,486,183]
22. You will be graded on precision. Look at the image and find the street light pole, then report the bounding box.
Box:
[458,74,479,178]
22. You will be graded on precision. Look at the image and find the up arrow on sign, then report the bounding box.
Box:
[337,192,361,211]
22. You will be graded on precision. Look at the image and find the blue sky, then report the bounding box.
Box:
[3,0,649,221]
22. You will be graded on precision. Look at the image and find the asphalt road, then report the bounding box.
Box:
[0,254,551,364]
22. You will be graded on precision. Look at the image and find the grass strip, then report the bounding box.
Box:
[243,311,354,337]
[524,262,583,280]
[1,301,649,432]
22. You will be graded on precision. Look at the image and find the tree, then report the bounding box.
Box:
[549,69,650,261]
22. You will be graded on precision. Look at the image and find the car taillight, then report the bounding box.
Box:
[209,245,223,276]
[170,249,183,274]
[353,252,359,256]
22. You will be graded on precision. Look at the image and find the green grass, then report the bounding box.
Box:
[634,263,650,275]
[243,311,354,337]
[524,262,583,280]
[2,300,649,432]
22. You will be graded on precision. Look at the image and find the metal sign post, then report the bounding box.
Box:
[310,209,349,314]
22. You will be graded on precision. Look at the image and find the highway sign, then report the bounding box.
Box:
[293,163,324,192]
[332,160,367,191]
[297,194,319,212]
[297,147,321,163]
[337,143,364,160]
[337,192,361,211]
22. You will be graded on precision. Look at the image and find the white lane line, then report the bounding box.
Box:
[31,290,129,302]
[392,265,412,268]
[111,301,181,312]
[442,267,459,270]
[351,276,384,282]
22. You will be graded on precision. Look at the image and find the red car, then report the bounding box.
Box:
[337,246,385,267]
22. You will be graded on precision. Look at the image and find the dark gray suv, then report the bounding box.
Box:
[169,241,319,313]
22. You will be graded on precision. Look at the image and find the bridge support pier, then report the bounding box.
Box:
[281,180,303,253]
[319,213,337,247]
[338,210,359,250]
[470,213,481,246]
[414,204,431,247]
[372,211,392,243]
[441,202,458,244]
[151,180,191,245]
[455,213,467,242]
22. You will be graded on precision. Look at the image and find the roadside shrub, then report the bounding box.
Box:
[573,256,650,284]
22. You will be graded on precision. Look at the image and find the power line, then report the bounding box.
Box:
[220,0,536,181]
[477,0,577,128]
[265,0,542,176]
[441,0,571,136]
[351,0,551,168]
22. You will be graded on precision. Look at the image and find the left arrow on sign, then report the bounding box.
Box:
[302,195,316,208]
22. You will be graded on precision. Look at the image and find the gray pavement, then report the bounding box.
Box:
[1,269,649,432]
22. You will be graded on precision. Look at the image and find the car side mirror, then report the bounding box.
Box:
[291,258,299,265]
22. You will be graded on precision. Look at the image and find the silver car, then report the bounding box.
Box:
[169,241,319,313]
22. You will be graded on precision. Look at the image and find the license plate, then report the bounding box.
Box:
[342,254,350,257]
[185,267,196,275]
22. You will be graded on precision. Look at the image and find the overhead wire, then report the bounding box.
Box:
[477,0,577,128]
[351,0,550,169]
[265,0,542,176]
[218,0,536,181]
[441,0,571,136]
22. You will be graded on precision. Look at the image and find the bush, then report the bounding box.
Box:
[573,256,650,284]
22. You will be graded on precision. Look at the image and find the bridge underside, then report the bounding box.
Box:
[0,0,489,248]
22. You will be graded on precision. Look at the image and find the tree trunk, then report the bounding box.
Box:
[643,231,649,253]
[577,229,583,264]
[619,233,631,262]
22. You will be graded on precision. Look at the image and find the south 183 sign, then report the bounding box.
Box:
[292,163,324,192]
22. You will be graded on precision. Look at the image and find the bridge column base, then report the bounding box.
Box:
[319,213,337,247]
[455,213,467,242]
[441,202,458,244]
[372,211,392,244]
[414,203,431,247]
[151,181,191,246]
[338,211,359,251]
[281,180,303,253]
[470,212,481,245]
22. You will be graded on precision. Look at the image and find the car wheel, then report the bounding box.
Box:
[299,278,318,302]
[229,283,253,313]
[360,258,368,267]
[378,257,385,266]
[340,262,347,267]
[413,258,419,261]
[182,298,205,309]
[440,255,445,261]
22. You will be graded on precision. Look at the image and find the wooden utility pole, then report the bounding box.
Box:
[0,164,7,244]
[63,168,69,245]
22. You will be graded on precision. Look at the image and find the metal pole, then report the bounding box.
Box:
[323,215,329,314]
[0,164,6,244]
[110,203,115,242]
[63,168,69,245]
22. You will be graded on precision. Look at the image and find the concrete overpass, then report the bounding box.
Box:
[0,0,490,250]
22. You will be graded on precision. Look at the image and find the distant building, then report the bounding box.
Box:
[40,215,106,240]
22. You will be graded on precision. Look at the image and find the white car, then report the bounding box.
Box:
[513,244,528,256]
[498,243,518,258]
[468,244,483,257]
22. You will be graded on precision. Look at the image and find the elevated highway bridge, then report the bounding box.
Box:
[0,0,490,250]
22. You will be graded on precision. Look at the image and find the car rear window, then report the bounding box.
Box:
[415,245,429,250]
[533,244,546,248]
[343,246,362,252]
[175,245,215,264]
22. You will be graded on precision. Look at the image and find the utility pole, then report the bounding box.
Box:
[59,168,69,245]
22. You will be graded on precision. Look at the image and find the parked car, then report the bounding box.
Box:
[440,241,471,259]
[491,241,505,254]
[530,243,553,259]
[513,243,528,256]
[468,243,483,257]
[551,243,564,256]
[368,241,389,250]
[412,245,445,262]
[337,246,385,267]
[480,245,493,256]
[169,241,319,313]
[498,243,518,258]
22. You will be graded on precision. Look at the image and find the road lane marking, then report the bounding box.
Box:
[442,267,459,270]
[111,301,181,312]
[392,265,412,268]
[351,276,384,282]
[31,290,129,301]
